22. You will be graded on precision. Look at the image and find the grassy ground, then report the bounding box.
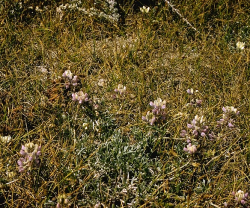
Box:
[0,1,250,207]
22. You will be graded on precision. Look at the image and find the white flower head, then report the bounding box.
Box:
[236,41,245,50]
[184,143,197,154]
[194,115,205,124]
[236,190,245,201]
[187,88,194,95]
[62,70,73,79]
[150,98,166,109]
[114,84,126,94]
[97,79,107,87]
[222,106,239,114]
[140,6,150,13]
[0,135,11,143]
[72,91,89,104]
[233,190,248,204]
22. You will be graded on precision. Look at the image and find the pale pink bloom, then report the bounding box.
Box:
[196,99,202,106]
[184,143,197,154]
[65,82,70,89]
[187,115,208,137]
[222,106,239,114]
[56,203,62,208]
[150,98,166,115]
[218,106,239,127]
[62,70,73,79]
[187,88,194,95]
[97,79,107,87]
[142,111,156,125]
[17,143,41,172]
[180,130,187,137]
[150,98,166,109]
[72,91,88,104]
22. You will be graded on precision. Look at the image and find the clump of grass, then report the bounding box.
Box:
[0,0,250,207]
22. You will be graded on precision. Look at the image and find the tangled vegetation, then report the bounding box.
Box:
[0,0,250,207]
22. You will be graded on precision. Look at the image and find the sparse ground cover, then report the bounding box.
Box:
[0,0,250,207]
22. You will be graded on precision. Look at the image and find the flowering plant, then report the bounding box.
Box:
[114,84,126,95]
[236,41,245,50]
[142,98,166,125]
[17,143,41,172]
[72,91,89,104]
[232,190,248,204]
[217,106,239,128]
[183,143,197,154]
[62,70,79,89]
[140,6,150,13]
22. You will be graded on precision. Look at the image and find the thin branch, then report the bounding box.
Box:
[165,0,199,33]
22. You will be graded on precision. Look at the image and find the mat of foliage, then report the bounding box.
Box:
[0,0,250,207]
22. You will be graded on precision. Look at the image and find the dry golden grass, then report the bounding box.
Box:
[0,0,250,207]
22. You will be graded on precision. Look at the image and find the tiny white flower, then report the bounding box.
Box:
[0,135,11,143]
[35,6,42,12]
[97,79,107,87]
[140,6,150,13]
[82,123,89,130]
[114,84,126,94]
[236,41,245,50]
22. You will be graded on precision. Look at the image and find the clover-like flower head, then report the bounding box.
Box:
[142,111,156,125]
[140,6,150,13]
[222,106,239,114]
[187,88,194,95]
[149,98,166,115]
[0,135,11,143]
[72,91,89,104]
[18,142,41,172]
[232,190,248,204]
[184,143,197,154]
[62,70,73,80]
[236,42,245,50]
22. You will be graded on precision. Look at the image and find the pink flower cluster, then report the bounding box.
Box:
[186,115,209,138]
[142,98,166,125]
[180,115,216,155]
[72,91,89,104]
[62,70,79,89]
[17,143,41,172]
[181,115,213,141]
[217,106,239,128]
